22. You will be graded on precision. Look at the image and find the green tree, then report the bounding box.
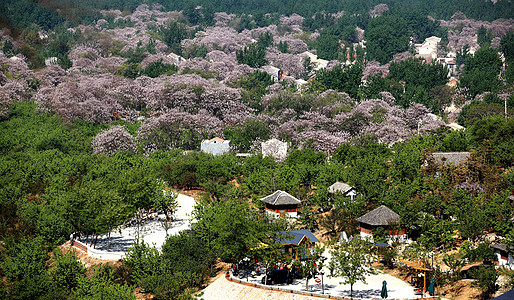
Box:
[50,248,86,292]
[141,59,177,78]
[160,21,188,55]
[257,32,273,49]
[477,26,493,47]
[277,41,289,53]
[154,190,178,236]
[365,16,410,64]
[224,118,271,152]
[470,266,499,299]
[192,197,286,262]
[298,243,325,291]
[116,62,142,79]
[443,252,465,283]
[2,40,17,57]
[328,238,376,299]
[402,12,441,43]
[500,31,514,63]
[460,47,502,96]
[315,31,342,60]
[311,64,363,98]
[1,237,52,299]
[458,102,504,127]
[236,43,267,68]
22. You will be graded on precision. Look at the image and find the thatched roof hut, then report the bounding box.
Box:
[260,190,301,206]
[356,205,400,226]
[328,182,353,194]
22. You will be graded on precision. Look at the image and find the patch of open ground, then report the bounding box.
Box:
[72,193,196,259]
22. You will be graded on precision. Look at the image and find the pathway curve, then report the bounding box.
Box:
[73,193,196,259]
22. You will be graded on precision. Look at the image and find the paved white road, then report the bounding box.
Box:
[75,193,196,259]
[202,249,420,300]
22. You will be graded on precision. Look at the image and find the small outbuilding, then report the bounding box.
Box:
[356,205,406,242]
[167,52,184,65]
[260,190,301,217]
[428,152,470,166]
[491,243,514,268]
[201,137,231,155]
[328,181,357,201]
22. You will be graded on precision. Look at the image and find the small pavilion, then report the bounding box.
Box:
[260,190,301,217]
[356,205,406,242]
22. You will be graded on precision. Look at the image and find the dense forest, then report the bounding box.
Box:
[0,0,513,299]
[1,0,513,32]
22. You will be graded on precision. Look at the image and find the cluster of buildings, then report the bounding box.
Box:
[257,151,514,270]
[200,137,289,162]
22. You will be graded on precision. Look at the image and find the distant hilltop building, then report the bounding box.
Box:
[261,65,285,82]
[415,36,441,62]
[166,52,184,65]
[261,138,288,162]
[300,51,330,71]
[201,137,231,155]
[45,57,58,66]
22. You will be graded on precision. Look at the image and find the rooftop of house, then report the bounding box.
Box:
[275,229,318,245]
[424,36,442,44]
[491,242,513,253]
[356,205,400,226]
[328,181,354,194]
[493,288,514,300]
[202,137,230,144]
[260,190,301,206]
[447,123,465,131]
[430,152,470,166]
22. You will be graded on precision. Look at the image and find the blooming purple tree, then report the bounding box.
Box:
[265,49,305,78]
[362,61,389,81]
[0,88,11,120]
[369,4,389,18]
[35,65,66,87]
[136,109,224,152]
[92,125,136,156]
[280,14,304,26]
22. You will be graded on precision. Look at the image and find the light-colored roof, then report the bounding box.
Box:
[430,152,470,166]
[356,205,400,226]
[202,137,230,144]
[447,123,465,131]
[328,181,353,194]
[262,65,281,73]
[260,190,301,206]
[262,138,286,146]
[491,242,513,253]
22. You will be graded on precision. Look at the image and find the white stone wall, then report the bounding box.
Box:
[201,140,231,155]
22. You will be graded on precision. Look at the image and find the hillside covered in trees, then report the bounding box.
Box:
[0,1,513,299]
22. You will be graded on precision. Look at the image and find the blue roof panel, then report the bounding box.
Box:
[276,229,318,245]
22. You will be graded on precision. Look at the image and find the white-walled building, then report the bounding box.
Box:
[201,137,231,155]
